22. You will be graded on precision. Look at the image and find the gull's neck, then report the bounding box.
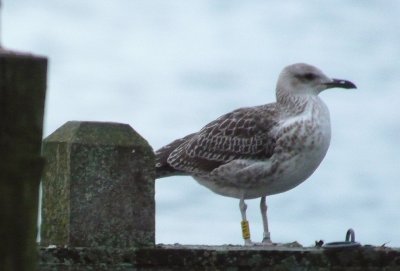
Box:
[275,88,331,137]
[276,88,324,116]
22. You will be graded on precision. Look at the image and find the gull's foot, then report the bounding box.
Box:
[261,237,274,245]
[261,232,273,245]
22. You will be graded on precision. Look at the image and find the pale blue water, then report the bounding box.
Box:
[5,1,400,246]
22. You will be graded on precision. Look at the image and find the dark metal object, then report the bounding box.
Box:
[323,229,361,250]
[315,240,324,247]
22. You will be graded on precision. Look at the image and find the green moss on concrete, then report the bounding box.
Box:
[45,121,148,146]
[41,140,71,245]
[38,245,400,271]
[41,121,155,248]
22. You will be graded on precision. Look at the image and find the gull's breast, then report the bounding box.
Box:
[265,100,331,195]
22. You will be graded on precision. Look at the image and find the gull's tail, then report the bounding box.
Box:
[155,133,195,179]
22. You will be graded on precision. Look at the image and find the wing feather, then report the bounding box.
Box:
[164,103,280,175]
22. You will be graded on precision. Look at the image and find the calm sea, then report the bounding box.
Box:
[5,0,400,246]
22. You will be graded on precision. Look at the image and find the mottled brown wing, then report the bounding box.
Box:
[166,104,280,175]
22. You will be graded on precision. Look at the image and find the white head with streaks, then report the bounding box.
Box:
[276,63,356,102]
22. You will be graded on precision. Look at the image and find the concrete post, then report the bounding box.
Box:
[40,121,155,248]
[0,49,47,270]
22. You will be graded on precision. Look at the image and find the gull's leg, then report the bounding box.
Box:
[239,197,252,245]
[260,196,272,244]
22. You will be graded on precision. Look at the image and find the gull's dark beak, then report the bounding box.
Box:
[325,78,357,89]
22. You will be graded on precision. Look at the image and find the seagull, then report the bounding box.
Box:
[155,63,356,245]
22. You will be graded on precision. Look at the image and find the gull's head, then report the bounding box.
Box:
[276,63,357,97]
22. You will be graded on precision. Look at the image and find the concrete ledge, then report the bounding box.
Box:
[38,245,400,271]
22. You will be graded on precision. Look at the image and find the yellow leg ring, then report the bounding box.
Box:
[241,220,251,240]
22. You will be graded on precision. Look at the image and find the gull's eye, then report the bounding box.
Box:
[303,73,317,81]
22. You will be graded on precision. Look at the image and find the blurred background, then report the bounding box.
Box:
[4,0,399,246]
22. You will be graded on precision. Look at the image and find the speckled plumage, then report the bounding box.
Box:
[155,63,356,245]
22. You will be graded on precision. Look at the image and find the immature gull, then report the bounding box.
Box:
[155,63,356,245]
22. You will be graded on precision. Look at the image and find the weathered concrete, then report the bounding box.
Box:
[41,121,155,248]
[0,49,47,271]
[37,244,400,271]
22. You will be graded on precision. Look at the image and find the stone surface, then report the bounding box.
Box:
[37,245,400,271]
[41,121,155,248]
[0,50,47,271]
